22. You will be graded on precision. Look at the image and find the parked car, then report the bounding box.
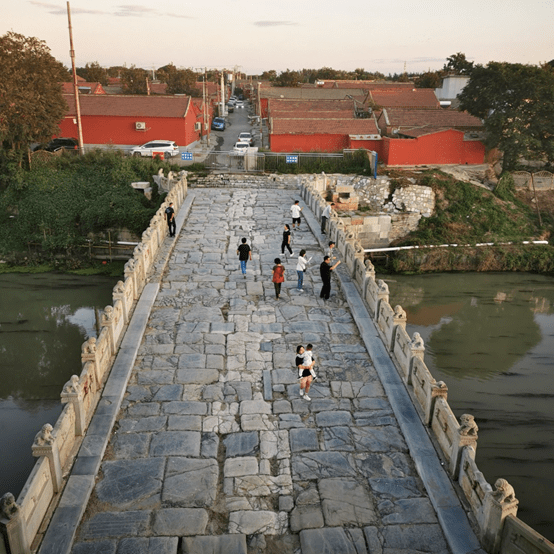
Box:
[211,117,226,131]
[237,132,253,146]
[233,141,250,154]
[130,140,179,159]
[33,137,79,153]
[235,101,244,109]
[227,103,235,113]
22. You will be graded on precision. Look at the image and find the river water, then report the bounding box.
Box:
[0,273,115,499]
[385,272,554,541]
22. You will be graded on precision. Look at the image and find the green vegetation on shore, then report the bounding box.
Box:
[0,150,178,268]
[386,171,554,273]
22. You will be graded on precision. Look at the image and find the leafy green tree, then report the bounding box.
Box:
[414,71,442,89]
[444,52,474,75]
[121,65,149,94]
[107,65,126,78]
[0,32,68,167]
[79,61,108,85]
[260,70,277,81]
[157,64,199,96]
[459,62,554,171]
[275,69,301,87]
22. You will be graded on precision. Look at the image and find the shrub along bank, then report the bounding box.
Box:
[0,150,178,268]
[385,170,554,273]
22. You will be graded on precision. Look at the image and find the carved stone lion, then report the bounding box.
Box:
[365,259,375,272]
[124,258,136,273]
[393,305,407,320]
[101,305,114,324]
[113,280,125,294]
[33,423,54,447]
[459,414,479,436]
[62,375,81,395]
[0,493,19,520]
[81,337,96,355]
[410,332,425,349]
[377,279,389,294]
[492,478,516,504]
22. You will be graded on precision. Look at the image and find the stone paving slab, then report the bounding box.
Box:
[58,187,484,554]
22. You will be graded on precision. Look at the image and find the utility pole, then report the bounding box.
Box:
[67,2,84,155]
[220,71,225,118]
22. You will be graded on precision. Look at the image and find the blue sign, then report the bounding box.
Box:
[286,155,298,164]
[181,152,193,161]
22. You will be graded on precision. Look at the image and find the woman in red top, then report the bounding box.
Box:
[272,257,285,299]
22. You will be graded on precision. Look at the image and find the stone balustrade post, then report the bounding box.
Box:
[101,306,116,356]
[124,258,138,300]
[113,280,129,323]
[60,375,86,436]
[375,279,389,320]
[0,493,31,554]
[427,380,448,426]
[364,259,375,283]
[31,424,63,494]
[449,414,479,478]
[481,478,519,553]
[390,305,407,351]
[408,332,425,384]
[81,337,100,384]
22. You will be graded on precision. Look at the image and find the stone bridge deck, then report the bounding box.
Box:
[41,187,482,554]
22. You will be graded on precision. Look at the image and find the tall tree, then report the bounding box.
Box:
[157,64,199,96]
[121,65,149,94]
[0,32,68,166]
[414,71,442,89]
[275,69,301,87]
[459,62,554,171]
[444,52,474,75]
[80,61,108,85]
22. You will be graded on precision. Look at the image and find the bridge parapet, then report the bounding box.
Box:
[0,170,189,554]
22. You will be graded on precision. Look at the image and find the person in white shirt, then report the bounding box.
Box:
[291,200,303,229]
[303,343,317,379]
[296,249,308,291]
[321,202,334,234]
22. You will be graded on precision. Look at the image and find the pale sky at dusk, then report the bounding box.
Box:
[3,0,553,75]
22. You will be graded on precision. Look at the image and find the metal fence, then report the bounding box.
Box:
[200,149,373,174]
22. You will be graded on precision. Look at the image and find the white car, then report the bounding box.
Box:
[235,101,245,109]
[237,132,253,146]
[233,141,250,154]
[131,140,179,159]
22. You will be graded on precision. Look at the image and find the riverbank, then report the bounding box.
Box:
[0,260,125,277]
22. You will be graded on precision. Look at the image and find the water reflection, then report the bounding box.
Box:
[385,272,554,540]
[0,273,115,497]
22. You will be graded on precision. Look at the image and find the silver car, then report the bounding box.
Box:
[131,140,179,159]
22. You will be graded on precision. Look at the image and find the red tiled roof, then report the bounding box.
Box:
[272,110,354,119]
[370,89,440,108]
[62,94,191,118]
[149,83,168,94]
[272,118,379,135]
[268,98,357,114]
[382,108,483,129]
[261,88,368,101]
[397,127,457,138]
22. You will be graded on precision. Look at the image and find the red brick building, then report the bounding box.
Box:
[57,94,208,149]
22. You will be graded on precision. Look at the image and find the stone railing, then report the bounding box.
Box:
[299,179,554,554]
[0,171,188,554]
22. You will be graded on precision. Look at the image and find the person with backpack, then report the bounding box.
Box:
[237,237,252,277]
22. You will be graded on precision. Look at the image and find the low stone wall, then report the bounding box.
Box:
[300,180,554,554]
[512,171,554,190]
[188,173,300,189]
[0,172,188,554]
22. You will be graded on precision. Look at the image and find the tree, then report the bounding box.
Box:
[0,32,68,167]
[414,71,442,89]
[79,61,108,85]
[260,70,277,81]
[459,62,554,171]
[444,52,474,75]
[275,69,301,87]
[157,64,199,96]
[121,65,149,94]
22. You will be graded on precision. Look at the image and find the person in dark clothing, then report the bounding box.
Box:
[237,237,252,277]
[319,255,341,300]
[165,202,176,237]
[281,224,293,256]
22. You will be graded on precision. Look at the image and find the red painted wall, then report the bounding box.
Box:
[349,139,384,157]
[57,111,201,147]
[382,130,484,165]
[270,133,349,152]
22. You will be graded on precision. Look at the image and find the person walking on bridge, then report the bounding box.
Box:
[281,224,293,256]
[237,237,252,277]
[296,345,313,401]
[165,202,176,237]
[320,255,341,300]
[291,200,303,230]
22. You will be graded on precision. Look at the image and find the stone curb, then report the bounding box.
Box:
[300,198,484,554]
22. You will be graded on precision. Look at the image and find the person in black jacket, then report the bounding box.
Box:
[319,256,341,300]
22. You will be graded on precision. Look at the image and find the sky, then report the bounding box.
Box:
[2,0,553,76]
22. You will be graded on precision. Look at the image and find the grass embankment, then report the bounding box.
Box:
[0,150,178,272]
[385,170,554,273]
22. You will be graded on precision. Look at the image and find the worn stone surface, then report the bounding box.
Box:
[70,188,453,554]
